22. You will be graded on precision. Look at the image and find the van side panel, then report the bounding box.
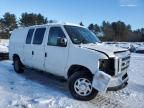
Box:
[9,28,28,63]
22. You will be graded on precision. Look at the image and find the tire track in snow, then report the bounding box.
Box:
[90,94,124,108]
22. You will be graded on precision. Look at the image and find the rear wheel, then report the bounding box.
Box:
[68,71,98,101]
[13,56,24,73]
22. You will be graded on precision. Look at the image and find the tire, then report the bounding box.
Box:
[13,57,24,73]
[68,71,98,101]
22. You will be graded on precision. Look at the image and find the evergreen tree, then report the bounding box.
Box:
[0,12,17,32]
[0,12,17,38]
[88,24,94,31]
[94,24,100,32]
[19,13,48,27]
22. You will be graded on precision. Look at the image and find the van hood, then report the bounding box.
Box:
[80,43,128,58]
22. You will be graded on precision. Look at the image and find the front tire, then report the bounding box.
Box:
[68,71,98,101]
[13,57,24,73]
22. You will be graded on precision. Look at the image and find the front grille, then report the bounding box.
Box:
[121,65,129,71]
[122,56,130,61]
[122,73,128,80]
[118,56,130,73]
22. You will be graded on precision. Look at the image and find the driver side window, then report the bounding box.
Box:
[48,27,66,46]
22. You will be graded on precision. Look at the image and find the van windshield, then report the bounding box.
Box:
[64,25,101,44]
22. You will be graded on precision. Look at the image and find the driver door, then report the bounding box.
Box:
[44,26,69,76]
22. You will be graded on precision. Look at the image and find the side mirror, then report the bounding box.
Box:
[57,37,67,47]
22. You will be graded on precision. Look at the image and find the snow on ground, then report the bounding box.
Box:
[0,39,9,53]
[0,45,8,53]
[105,42,144,52]
[0,54,144,108]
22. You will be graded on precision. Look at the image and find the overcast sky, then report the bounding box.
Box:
[0,0,143,30]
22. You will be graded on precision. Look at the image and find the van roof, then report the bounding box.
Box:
[17,22,84,29]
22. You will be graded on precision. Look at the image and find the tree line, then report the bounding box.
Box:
[0,12,48,39]
[0,12,144,42]
[86,21,144,42]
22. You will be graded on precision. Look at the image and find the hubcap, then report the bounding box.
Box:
[74,78,92,96]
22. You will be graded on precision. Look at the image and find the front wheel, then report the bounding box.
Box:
[13,57,24,73]
[68,71,98,101]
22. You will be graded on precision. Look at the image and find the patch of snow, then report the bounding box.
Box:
[0,39,9,53]
[0,45,8,53]
[0,39,9,46]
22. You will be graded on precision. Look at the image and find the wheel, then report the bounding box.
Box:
[13,57,24,73]
[68,71,98,101]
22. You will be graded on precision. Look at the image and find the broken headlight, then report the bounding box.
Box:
[99,58,115,76]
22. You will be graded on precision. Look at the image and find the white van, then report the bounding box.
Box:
[9,23,130,101]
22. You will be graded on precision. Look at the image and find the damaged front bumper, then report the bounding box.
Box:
[107,81,128,91]
[107,69,128,91]
[92,70,128,92]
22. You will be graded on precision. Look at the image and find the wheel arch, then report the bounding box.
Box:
[13,54,21,61]
[67,65,93,78]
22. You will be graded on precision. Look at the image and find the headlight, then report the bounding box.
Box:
[99,58,115,76]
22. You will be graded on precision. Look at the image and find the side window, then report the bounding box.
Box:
[33,28,46,45]
[48,27,66,46]
[26,29,34,44]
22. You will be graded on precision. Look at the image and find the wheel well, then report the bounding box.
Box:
[67,65,93,78]
[13,54,20,61]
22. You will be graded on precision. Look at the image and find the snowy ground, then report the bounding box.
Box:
[0,53,144,108]
[0,45,8,53]
[0,39,9,53]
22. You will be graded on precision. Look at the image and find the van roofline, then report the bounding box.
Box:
[16,22,85,29]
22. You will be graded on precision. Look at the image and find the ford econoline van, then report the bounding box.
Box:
[9,23,130,101]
